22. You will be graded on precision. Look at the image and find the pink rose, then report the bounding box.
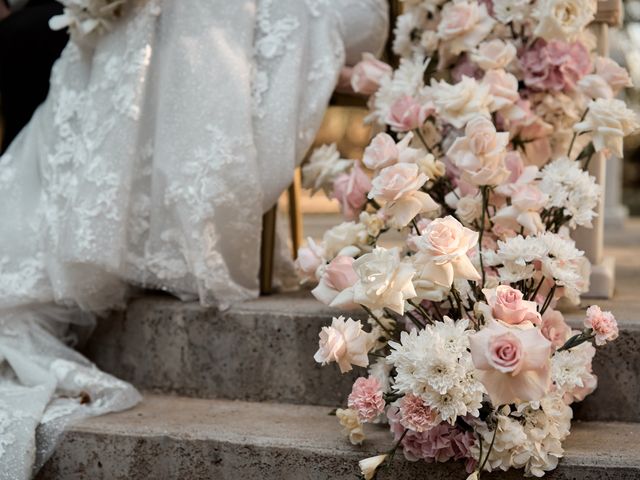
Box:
[295,238,325,283]
[446,116,510,186]
[348,377,386,422]
[584,305,618,346]
[521,39,591,92]
[595,57,633,95]
[351,53,392,96]
[312,255,358,306]
[363,132,398,170]
[314,316,370,373]
[470,320,552,405]
[541,309,571,349]
[387,95,433,132]
[325,255,358,291]
[332,163,372,220]
[483,285,542,326]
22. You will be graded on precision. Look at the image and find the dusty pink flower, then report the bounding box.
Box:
[398,394,439,432]
[595,57,633,95]
[332,163,372,220]
[584,305,619,346]
[518,117,554,166]
[521,40,591,92]
[387,95,433,132]
[451,54,483,82]
[541,309,572,349]
[484,285,542,326]
[351,53,392,95]
[314,316,370,373]
[363,132,399,170]
[348,377,386,422]
[388,408,477,473]
[469,320,552,405]
[295,238,325,283]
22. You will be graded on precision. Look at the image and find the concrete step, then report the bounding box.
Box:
[84,281,640,422]
[39,394,640,480]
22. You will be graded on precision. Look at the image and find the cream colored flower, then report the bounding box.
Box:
[350,247,417,314]
[437,0,496,55]
[322,221,368,259]
[336,408,366,445]
[446,116,510,186]
[532,0,597,42]
[359,454,388,480]
[470,39,516,71]
[413,215,481,286]
[574,98,640,157]
[314,316,370,373]
[428,76,492,129]
[369,163,439,228]
[302,144,352,195]
[455,193,483,225]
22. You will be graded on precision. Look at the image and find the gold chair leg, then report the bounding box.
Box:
[288,167,303,259]
[260,205,277,295]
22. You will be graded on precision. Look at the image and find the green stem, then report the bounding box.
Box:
[528,276,546,301]
[408,299,433,324]
[478,186,489,288]
[361,304,394,337]
[478,423,498,478]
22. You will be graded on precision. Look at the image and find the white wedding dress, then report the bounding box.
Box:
[0,0,388,477]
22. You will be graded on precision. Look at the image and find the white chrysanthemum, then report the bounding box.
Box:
[539,156,601,228]
[538,232,589,301]
[427,76,492,129]
[387,319,483,423]
[532,0,596,42]
[497,263,537,283]
[493,0,531,24]
[494,235,549,267]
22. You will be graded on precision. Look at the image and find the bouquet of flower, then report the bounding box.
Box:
[297,1,637,478]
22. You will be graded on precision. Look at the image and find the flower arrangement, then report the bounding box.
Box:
[298,0,637,478]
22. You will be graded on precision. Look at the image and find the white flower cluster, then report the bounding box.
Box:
[475,395,573,477]
[539,156,601,228]
[387,318,484,424]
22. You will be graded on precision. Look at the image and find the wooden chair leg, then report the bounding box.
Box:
[260,205,277,295]
[288,167,303,259]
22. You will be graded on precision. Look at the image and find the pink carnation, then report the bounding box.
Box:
[541,309,572,349]
[584,305,619,346]
[348,377,385,422]
[398,394,439,432]
[388,408,477,473]
[521,40,591,92]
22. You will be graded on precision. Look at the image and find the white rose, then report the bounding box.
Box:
[363,132,398,170]
[350,247,417,314]
[470,39,516,71]
[573,98,640,157]
[322,221,368,259]
[302,144,352,195]
[483,69,520,112]
[294,237,325,283]
[428,76,492,129]
[532,0,597,42]
[437,0,496,55]
[411,254,451,301]
[314,316,370,373]
[359,211,385,238]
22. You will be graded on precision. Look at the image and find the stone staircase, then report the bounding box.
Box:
[38,224,640,479]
